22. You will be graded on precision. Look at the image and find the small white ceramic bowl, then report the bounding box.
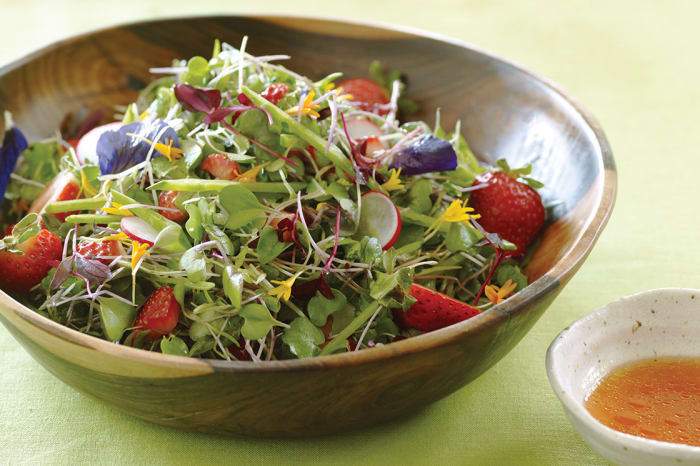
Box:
[546,288,700,465]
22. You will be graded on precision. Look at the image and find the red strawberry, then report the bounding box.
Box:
[158,191,188,223]
[134,286,180,338]
[75,240,123,265]
[29,171,81,222]
[261,83,289,104]
[337,78,389,114]
[200,153,240,180]
[469,172,545,255]
[396,284,480,332]
[0,229,63,294]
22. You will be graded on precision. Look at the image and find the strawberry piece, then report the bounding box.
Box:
[261,83,289,104]
[469,171,545,255]
[0,229,63,294]
[29,171,81,222]
[200,153,240,180]
[134,286,180,338]
[338,78,389,114]
[157,191,188,223]
[75,240,123,265]
[396,284,480,332]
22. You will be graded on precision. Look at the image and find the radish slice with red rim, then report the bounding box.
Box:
[345,117,382,141]
[121,216,158,246]
[357,191,402,250]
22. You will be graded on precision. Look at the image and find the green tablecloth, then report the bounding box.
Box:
[1,1,695,464]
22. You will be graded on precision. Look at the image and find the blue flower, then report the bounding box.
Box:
[0,122,28,199]
[391,135,457,175]
[97,120,179,175]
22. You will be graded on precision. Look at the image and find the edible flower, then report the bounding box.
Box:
[390,134,458,175]
[97,120,180,175]
[381,168,403,192]
[324,82,354,102]
[440,199,480,223]
[286,91,320,119]
[269,272,302,301]
[0,112,28,199]
[148,137,183,162]
[485,279,517,305]
[237,164,264,183]
[130,241,150,269]
[101,232,129,242]
[102,202,132,216]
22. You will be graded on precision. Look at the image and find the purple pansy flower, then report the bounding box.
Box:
[0,120,28,199]
[97,120,179,175]
[391,135,458,175]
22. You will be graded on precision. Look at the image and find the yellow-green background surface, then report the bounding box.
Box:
[0,1,696,464]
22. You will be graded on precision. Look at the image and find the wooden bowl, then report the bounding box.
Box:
[0,16,615,437]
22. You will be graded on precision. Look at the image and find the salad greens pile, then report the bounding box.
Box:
[0,38,534,361]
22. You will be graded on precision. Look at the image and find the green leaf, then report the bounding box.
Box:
[184,203,203,242]
[182,56,210,86]
[495,263,528,291]
[239,303,279,340]
[256,225,291,265]
[307,289,347,326]
[409,179,433,214]
[222,265,244,309]
[160,335,189,357]
[218,185,265,230]
[98,297,137,341]
[179,246,208,283]
[522,177,544,189]
[370,271,401,300]
[445,222,482,253]
[281,317,324,359]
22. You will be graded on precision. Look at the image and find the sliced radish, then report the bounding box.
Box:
[361,136,386,159]
[29,171,80,218]
[357,191,402,250]
[121,216,158,246]
[345,117,382,141]
[76,122,122,165]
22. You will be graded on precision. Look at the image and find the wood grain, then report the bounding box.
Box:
[0,15,615,437]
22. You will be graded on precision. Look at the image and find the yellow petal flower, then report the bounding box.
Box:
[130,240,150,269]
[485,279,517,305]
[237,164,264,183]
[153,139,183,162]
[269,273,301,302]
[381,168,403,192]
[102,202,132,216]
[286,91,321,119]
[101,232,129,242]
[323,82,336,91]
[440,199,480,223]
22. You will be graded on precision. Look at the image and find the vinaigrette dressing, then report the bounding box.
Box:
[585,358,700,447]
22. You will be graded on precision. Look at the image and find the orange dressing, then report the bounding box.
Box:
[585,358,700,447]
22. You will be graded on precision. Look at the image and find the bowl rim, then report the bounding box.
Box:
[546,288,700,459]
[0,14,617,372]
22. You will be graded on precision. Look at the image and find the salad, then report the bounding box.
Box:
[0,38,545,361]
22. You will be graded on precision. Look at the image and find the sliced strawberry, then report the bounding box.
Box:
[75,240,123,265]
[0,229,63,294]
[470,171,545,255]
[396,284,480,332]
[158,191,188,223]
[134,286,180,338]
[338,78,390,114]
[261,83,289,104]
[201,153,240,180]
[29,171,81,222]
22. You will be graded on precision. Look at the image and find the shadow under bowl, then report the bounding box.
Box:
[0,15,615,437]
